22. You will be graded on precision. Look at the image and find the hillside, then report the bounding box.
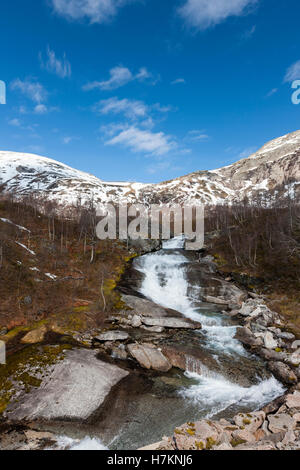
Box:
[0,197,133,348]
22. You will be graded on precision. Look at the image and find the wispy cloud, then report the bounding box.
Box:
[241,24,256,40]
[62,136,79,144]
[39,46,71,78]
[238,146,257,158]
[83,66,153,91]
[284,60,300,83]
[171,78,186,85]
[94,97,173,125]
[8,118,21,127]
[11,79,48,103]
[51,0,137,24]
[266,88,278,97]
[104,125,177,156]
[96,97,148,119]
[178,0,258,30]
[34,104,48,114]
[186,130,209,142]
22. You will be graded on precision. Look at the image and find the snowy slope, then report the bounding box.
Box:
[0,130,299,209]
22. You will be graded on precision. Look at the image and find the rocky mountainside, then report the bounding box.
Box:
[1,130,300,209]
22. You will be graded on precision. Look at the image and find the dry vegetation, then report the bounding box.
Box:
[205,198,300,334]
[0,194,132,339]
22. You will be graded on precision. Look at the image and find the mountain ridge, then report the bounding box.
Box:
[1,129,300,209]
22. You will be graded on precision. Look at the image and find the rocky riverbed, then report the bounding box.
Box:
[0,239,299,450]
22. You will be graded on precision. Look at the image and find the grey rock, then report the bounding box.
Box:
[121,294,182,319]
[277,332,295,341]
[234,411,265,433]
[268,413,295,434]
[127,343,172,372]
[286,348,300,367]
[268,361,298,385]
[203,295,229,305]
[140,325,165,333]
[258,348,286,362]
[131,314,142,328]
[94,331,129,342]
[141,316,201,330]
[235,327,263,348]
[286,391,300,409]
[23,295,32,305]
[5,349,129,421]
[291,340,300,350]
[264,332,278,350]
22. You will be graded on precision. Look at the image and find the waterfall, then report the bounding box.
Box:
[135,242,285,414]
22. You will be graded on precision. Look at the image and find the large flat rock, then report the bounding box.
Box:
[6,349,129,421]
[121,294,183,319]
[141,316,201,329]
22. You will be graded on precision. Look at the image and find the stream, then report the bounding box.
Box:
[56,238,285,450]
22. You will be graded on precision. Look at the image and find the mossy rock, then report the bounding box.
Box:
[0,343,72,415]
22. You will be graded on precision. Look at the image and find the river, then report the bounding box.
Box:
[56,237,285,450]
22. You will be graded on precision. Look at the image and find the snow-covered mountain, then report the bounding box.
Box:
[0,130,299,210]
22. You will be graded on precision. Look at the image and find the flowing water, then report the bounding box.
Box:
[55,237,285,450]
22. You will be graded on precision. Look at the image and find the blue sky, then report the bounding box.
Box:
[1,0,300,183]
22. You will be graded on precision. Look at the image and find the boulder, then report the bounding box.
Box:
[235,327,263,348]
[94,331,129,342]
[268,361,298,385]
[231,429,256,444]
[263,332,278,350]
[131,315,142,328]
[233,411,265,433]
[258,348,286,362]
[277,332,295,341]
[194,420,221,441]
[21,325,47,344]
[127,343,172,372]
[268,413,295,434]
[5,349,129,421]
[286,348,300,367]
[286,391,300,409]
[291,340,300,350]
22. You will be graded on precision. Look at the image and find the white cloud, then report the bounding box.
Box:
[171,78,186,85]
[11,79,48,103]
[34,104,48,114]
[96,97,148,119]
[8,118,21,127]
[51,0,135,24]
[178,0,258,30]
[105,125,177,156]
[284,61,300,83]
[83,65,152,91]
[40,46,71,78]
